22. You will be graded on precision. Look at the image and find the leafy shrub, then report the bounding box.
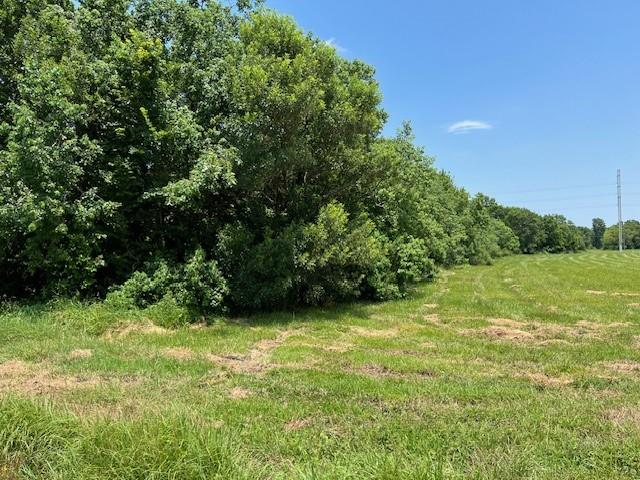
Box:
[296,202,394,304]
[222,228,298,311]
[107,249,227,314]
[390,236,437,288]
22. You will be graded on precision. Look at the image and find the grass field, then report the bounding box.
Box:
[2,250,640,479]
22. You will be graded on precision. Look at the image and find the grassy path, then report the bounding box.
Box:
[2,250,640,478]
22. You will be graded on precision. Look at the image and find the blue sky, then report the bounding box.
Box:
[267,0,640,227]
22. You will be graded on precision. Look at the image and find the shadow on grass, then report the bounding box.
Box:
[229,282,433,327]
[0,280,436,334]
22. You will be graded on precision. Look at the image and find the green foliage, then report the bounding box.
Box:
[592,218,606,249]
[218,224,298,311]
[494,206,586,254]
[297,202,394,304]
[604,220,640,249]
[0,0,587,312]
[107,248,227,314]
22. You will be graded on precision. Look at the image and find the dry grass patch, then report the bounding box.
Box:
[606,406,640,429]
[163,347,195,361]
[104,320,170,340]
[464,326,534,342]
[524,372,573,388]
[289,340,353,353]
[606,361,640,374]
[207,329,298,374]
[358,364,404,378]
[586,290,607,295]
[356,363,434,380]
[422,314,442,326]
[350,326,399,338]
[285,418,313,431]
[575,320,632,330]
[228,387,253,399]
[0,360,103,395]
[488,318,527,328]
[0,460,20,480]
[460,317,627,345]
[68,349,92,360]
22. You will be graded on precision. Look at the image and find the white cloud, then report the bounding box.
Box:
[324,38,347,54]
[447,120,493,134]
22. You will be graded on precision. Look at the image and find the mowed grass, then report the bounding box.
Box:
[2,250,640,479]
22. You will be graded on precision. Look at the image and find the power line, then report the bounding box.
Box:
[498,192,640,204]
[494,182,616,195]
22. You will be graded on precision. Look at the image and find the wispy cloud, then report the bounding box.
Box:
[447,120,493,134]
[324,37,347,54]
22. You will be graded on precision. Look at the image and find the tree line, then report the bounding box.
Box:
[0,0,595,314]
[598,219,640,250]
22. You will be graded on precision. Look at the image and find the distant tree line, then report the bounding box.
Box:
[0,0,591,313]
[601,220,640,250]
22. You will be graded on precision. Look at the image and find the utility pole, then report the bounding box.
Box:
[618,169,623,252]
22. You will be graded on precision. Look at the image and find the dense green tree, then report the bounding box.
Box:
[498,207,546,253]
[592,218,606,249]
[604,220,640,250]
[577,226,593,250]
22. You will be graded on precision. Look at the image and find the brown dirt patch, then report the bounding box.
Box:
[207,330,298,374]
[163,347,195,361]
[69,349,92,360]
[0,360,102,395]
[350,326,399,338]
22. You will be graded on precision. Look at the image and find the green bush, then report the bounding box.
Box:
[107,249,227,314]
[296,202,394,304]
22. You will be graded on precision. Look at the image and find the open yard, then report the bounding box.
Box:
[2,250,640,479]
